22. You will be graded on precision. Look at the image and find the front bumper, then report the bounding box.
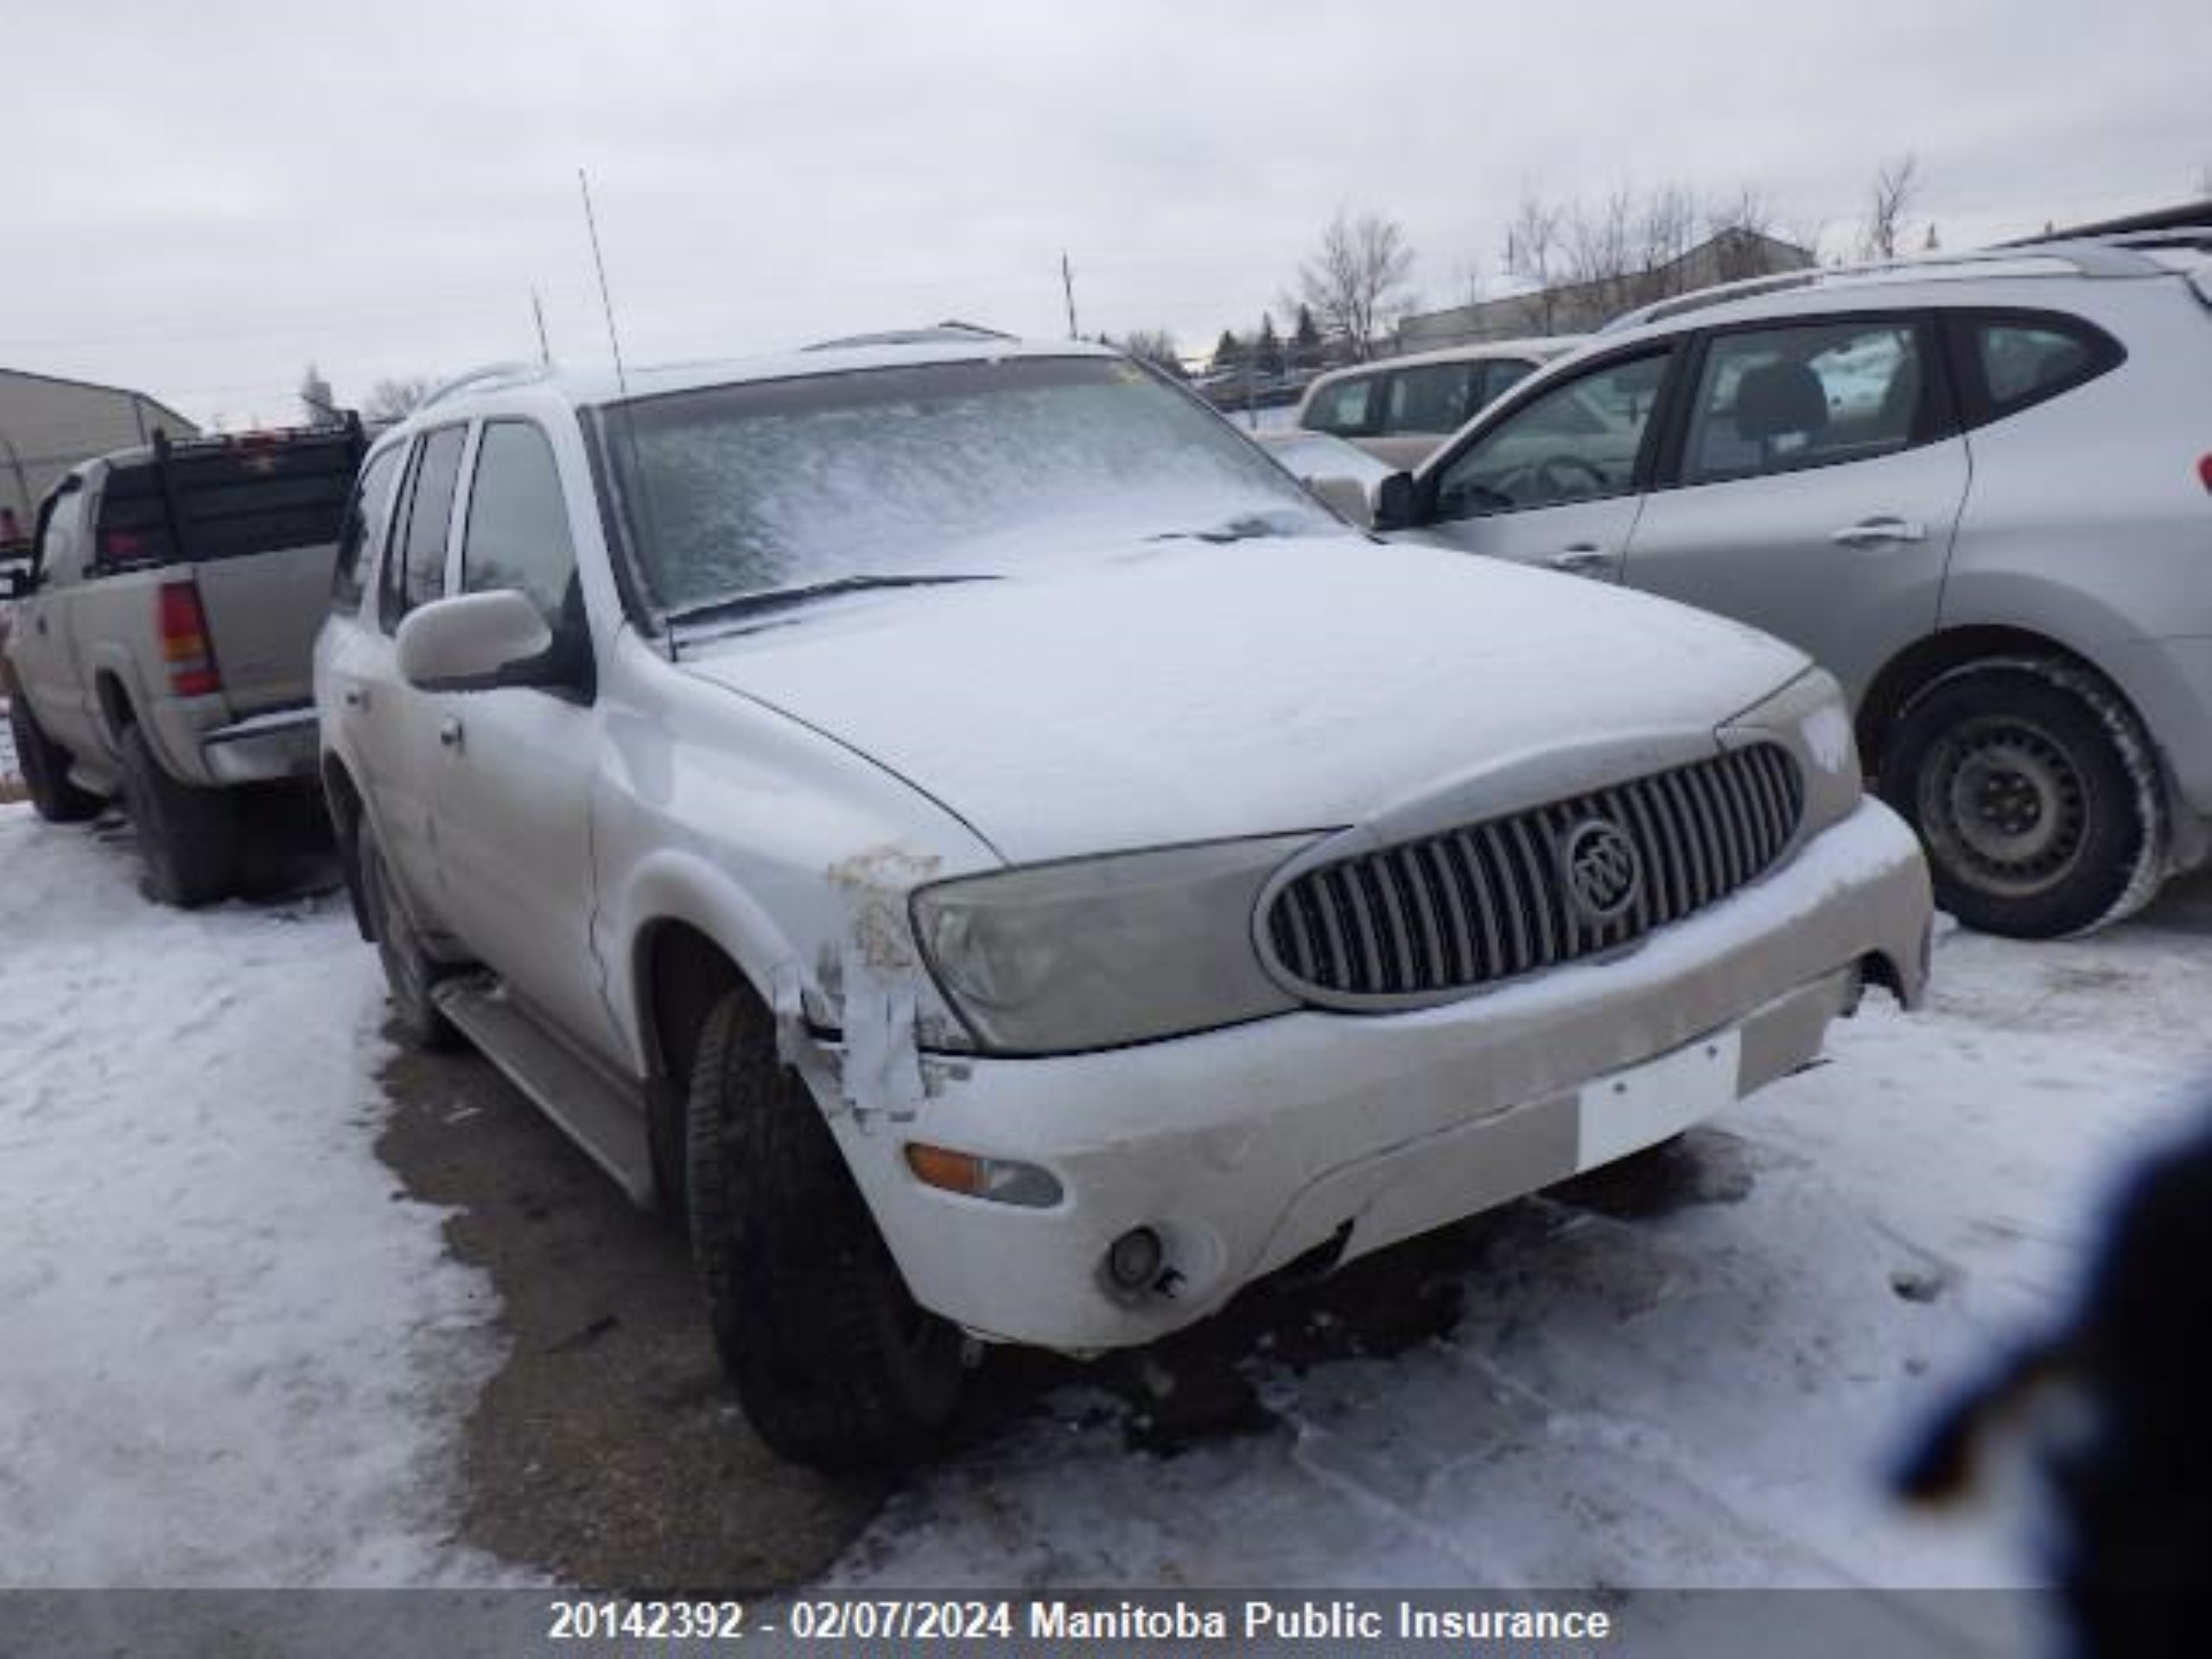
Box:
[834,798,1932,1352]
[200,706,321,785]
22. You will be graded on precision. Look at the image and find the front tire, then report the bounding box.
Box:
[1878,662,2164,938]
[7,694,102,823]
[120,724,239,906]
[685,988,964,1468]
[358,824,460,1051]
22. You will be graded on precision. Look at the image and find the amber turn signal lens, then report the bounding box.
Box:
[902,1142,1064,1209]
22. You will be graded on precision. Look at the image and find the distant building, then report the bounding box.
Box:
[0,368,198,524]
[1395,227,1816,353]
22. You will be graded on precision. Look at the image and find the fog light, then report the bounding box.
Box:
[903,1142,1063,1208]
[1105,1226,1165,1292]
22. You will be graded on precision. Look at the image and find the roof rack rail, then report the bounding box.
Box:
[804,321,1020,352]
[1599,241,2169,334]
[415,361,551,412]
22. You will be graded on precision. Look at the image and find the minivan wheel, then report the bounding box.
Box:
[7,695,102,823]
[358,826,460,1051]
[685,988,964,1468]
[119,725,239,906]
[1878,663,2164,938]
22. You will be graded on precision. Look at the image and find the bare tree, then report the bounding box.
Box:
[1508,181,1742,328]
[364,375,435,424]
[1294,208,1417,362]
[1503,192,1567,332]
[1707,188,1782,283]
[1858,154,1921,262]
[1116,329,1185,377]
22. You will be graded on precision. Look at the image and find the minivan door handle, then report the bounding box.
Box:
[1831,517,1928,547]
[438,716,464,751]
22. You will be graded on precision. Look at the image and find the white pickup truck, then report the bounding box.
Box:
[3,422,363,902]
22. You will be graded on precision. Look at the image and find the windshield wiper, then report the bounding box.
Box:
[1148,511,1307,545]
[663,572,999,631]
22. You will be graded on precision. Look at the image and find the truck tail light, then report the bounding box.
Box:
[157,579,222,696]
[2198,454,2212,495]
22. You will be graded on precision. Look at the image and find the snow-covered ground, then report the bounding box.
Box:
[0,804,507,1586]
[2,796,2207,1592]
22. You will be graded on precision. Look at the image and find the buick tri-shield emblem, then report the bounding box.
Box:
[1561,817,1641,924]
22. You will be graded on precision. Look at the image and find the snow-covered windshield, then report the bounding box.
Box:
[601,355,1332,615]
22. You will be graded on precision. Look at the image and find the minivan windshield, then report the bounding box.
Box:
[600,354,1333,618]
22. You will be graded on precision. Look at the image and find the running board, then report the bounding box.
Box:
[432,975,657,1208]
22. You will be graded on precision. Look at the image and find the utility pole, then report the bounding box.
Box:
[531,289,553,365]
[1060,251,1079,340]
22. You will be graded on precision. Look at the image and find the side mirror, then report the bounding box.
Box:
[1370,472,1417,532]
[397,590,555,693]
[1306,474,1373,529]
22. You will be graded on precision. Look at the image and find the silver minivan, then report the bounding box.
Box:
[1370,231,2212,938]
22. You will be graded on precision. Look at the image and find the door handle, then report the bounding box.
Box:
[34,614,48,635]
[438,716,464,751]
[341,686,366,709]
[1831,517,1928,547]
[1548,545,1614,575]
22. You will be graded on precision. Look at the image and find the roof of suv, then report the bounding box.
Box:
[1599,232,2212,337]
[397,336,1120,426]
[1302,336,1586,392]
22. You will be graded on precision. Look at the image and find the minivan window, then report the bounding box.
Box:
[1306,374,1377,435]
[1482,358,1539,403]
[1431,352,1670,518]
[1384,363,1478,434]
[331,445,404,615]
[461,422,579,630]
[1681,321,1924,486]
[379,425,467,632]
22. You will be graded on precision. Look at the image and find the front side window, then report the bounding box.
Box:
[1431,352,1670,518]
[460,422,580,630]
[331,445,404,615]
[379,425,467,632]
[1384,363,1478,435]
[604,355,1329,616]
[1681,321,1925,486]
[1305,374,1377,435]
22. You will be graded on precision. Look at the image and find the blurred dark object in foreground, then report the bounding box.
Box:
[1898,1105,2212,1656]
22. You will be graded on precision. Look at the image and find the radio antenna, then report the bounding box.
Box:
[578,168,630,397]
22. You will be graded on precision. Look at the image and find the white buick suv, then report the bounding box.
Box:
[315,335,1932,1465]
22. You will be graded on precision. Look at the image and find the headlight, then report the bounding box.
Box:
[910,835,1315,1055]
[1720,666,1861,836]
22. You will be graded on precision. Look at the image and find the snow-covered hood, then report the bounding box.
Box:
[675,537,1810,863]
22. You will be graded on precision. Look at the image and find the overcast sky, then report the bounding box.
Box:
[3,0,2205,427]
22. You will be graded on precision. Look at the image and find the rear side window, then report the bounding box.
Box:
[460,422,579,630]
[379,425,467,632]
[1956,312,2122,425]
[1305,374,1378,435]
[1680,320,1929,486]
[330,445,404,615]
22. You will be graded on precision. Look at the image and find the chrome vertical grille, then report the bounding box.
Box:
[1264,744,1803,1003]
